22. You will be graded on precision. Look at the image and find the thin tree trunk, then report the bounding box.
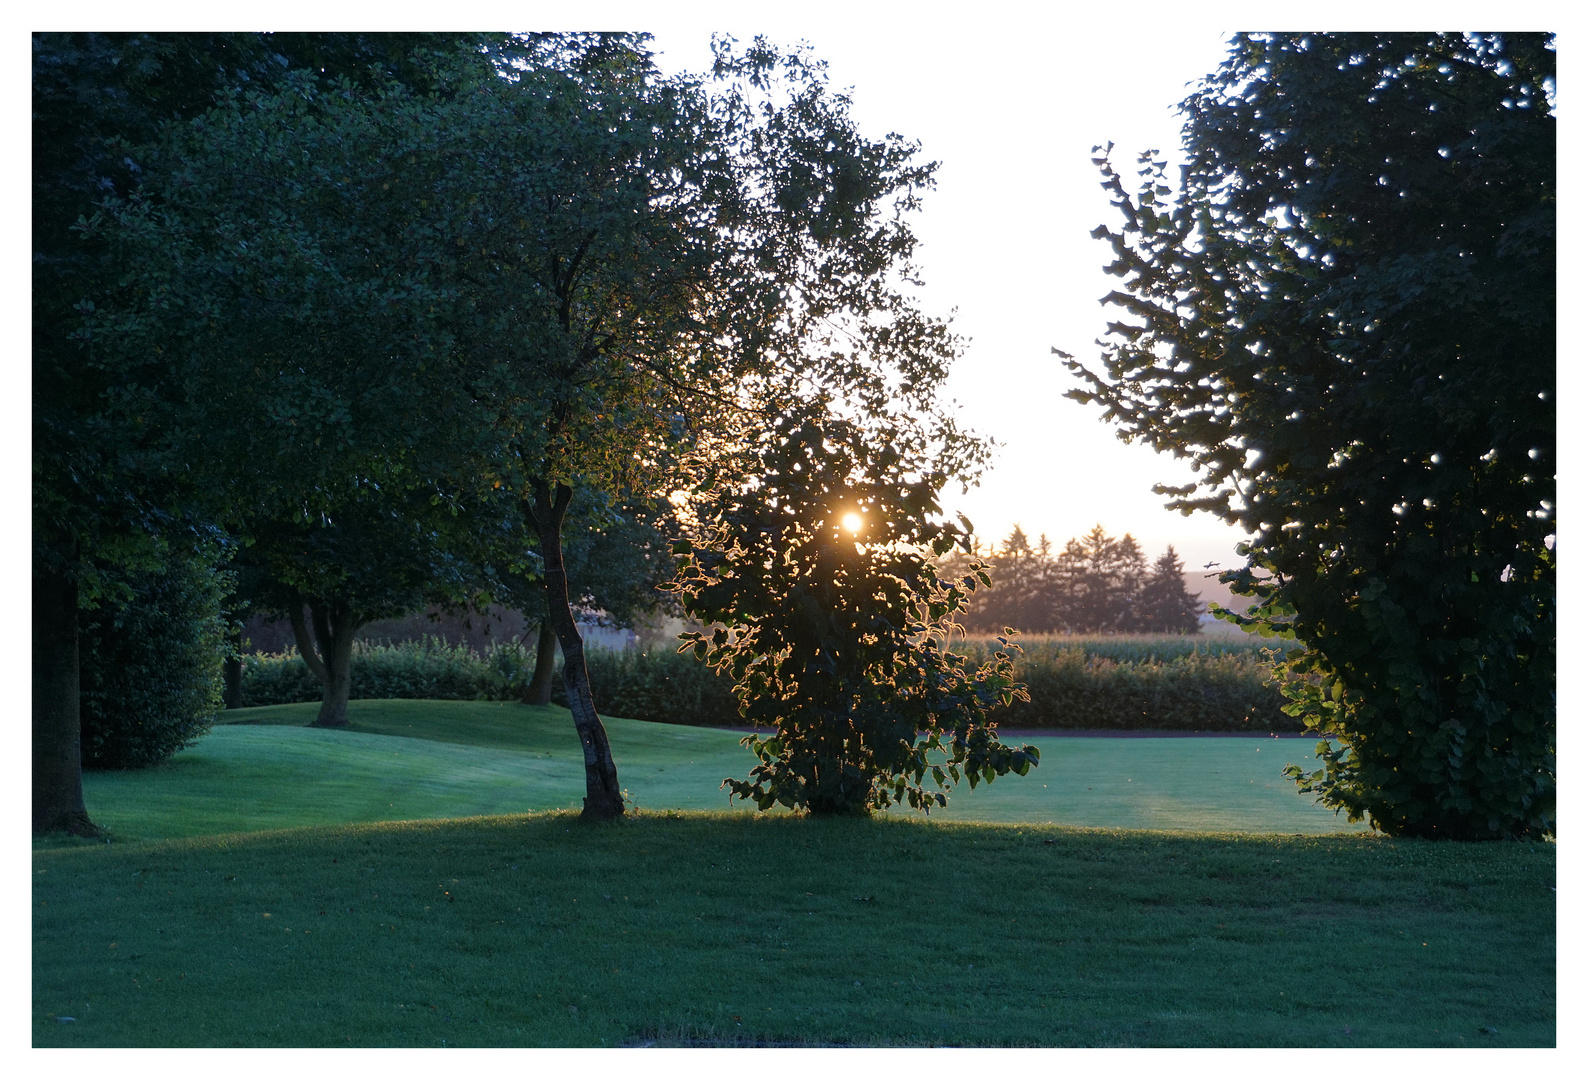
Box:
[290,599,358,728]
[223,627,244,709]
[33,564,98,836]
[526,620,559,706]
[528,481,624,819]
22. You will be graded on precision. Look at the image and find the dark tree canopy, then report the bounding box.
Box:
[32,31,489,834]
[1066,33,1554,839]
[232,482,527,728]
[67,33,984,822]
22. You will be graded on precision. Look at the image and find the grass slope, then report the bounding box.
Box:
[33,813,1554,1047]
[76,700,1368,840]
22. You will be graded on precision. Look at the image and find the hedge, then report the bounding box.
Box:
[240,637,522,706]
[241,633,1300,731]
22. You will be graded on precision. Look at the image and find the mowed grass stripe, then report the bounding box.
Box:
[32,813,1554,1047]
[75,700,1369,842]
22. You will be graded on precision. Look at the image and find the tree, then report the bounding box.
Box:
[957,526,1049,634]
[234,483,523,728]
[940,524,1194,635]
[472,37,988,818]
[1135,545,1202,634]
[669,413,1037,815]
[515,494,681,707]
[33,32,285,835]
[78,33,983,822]
[1066,33,1554,838]
[1052,525,1147,633]
[32,30,490,833]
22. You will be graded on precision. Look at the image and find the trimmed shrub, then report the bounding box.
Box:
[241,637,520,706]
[960,637,1302,732]
[80,552,231,769]
[561,646,741,726]
[240,632,1300,732]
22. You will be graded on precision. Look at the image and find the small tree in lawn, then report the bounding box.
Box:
[233,481,520,728]
[668,412,1039,816]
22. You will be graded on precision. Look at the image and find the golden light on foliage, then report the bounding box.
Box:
[841,512,865,534]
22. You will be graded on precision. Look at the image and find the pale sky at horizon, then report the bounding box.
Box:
[645,23,1251,575]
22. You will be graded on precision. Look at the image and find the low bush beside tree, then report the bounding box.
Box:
[80,548,232,769]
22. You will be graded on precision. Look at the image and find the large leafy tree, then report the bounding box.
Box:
[474,37,986,817]
[33,32,493,834]
[1066,33,1554,838]
[79,33,981,821]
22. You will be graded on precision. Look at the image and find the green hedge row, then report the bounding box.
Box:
[241,634,1299,732]
[240,638,527,707]
[960,637,1302,732]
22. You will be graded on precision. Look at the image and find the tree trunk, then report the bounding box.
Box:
[290,599,359,729]
[526,620,559,706]
[223,627,244,709]
[527,481,624,820]
[33,564,98,836]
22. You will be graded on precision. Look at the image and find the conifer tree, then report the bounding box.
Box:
[1135,545,1202,634]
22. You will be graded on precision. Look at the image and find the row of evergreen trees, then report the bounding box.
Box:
[940,524,1205,635]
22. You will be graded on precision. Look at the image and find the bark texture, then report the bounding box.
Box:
[33,566,98,836]
[291,599,360,728]
[526,620,559,706]
[223,627,244,709]
[528,481,625,819]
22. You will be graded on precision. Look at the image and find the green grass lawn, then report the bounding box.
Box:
[33,813,1554,1047]
[34,701,1554,1047]
[75,699,1369,839]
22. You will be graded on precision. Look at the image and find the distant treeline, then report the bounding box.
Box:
[940,525,1205,636]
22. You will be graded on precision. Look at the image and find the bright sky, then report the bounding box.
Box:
[643,23,1247,574]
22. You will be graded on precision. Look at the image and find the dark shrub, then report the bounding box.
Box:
[80,551,231,769]
[561,646,741,726]
[241,637,515,706]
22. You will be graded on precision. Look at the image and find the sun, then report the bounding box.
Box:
[841,512,864,534]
